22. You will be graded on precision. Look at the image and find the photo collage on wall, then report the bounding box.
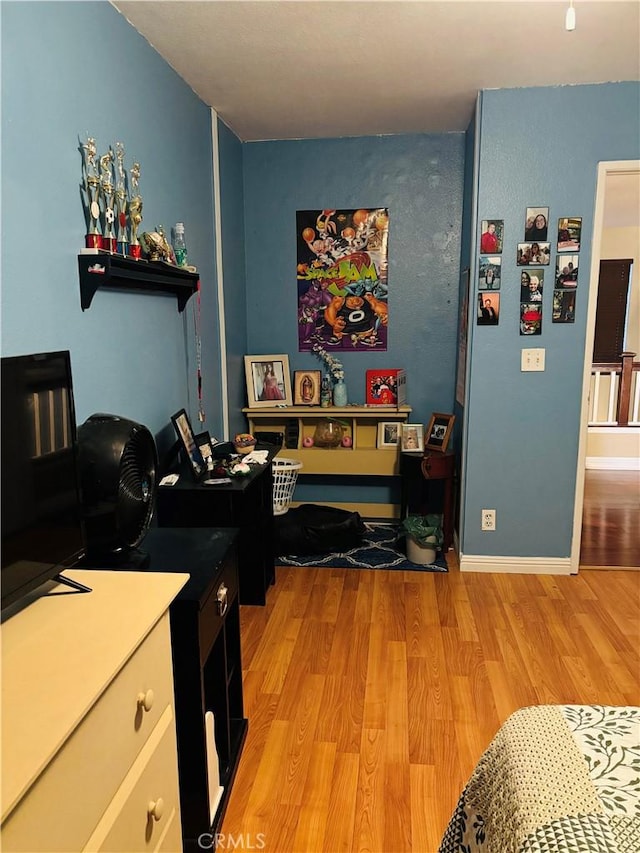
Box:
[477,211,582,331]
[477,219,503,325]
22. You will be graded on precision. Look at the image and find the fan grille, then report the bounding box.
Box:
[118,429,156,547]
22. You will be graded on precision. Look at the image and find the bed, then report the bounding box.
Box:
[439,705,640,853]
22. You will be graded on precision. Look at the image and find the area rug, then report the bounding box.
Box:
[277,522,448,572]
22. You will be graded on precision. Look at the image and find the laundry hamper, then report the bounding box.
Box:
[272,457,303,516]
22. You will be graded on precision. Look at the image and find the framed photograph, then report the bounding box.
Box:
[520,269,544,302]
[557,216,582,252]
[293,369,321,405]
[425,413,455,453]
[524,207,549,241]
[477,292,500,325]
[400,423,424,452]
[555,255,579,288]
[552,289,577,323]
[516,242,550,266]
[377,421,401,448]
[480,220,503,254]
[244,354,292,408]
[171,408,207,480]
[366,369,407,405]
[195,430,217,466]
[478,255,501,290]
[520,303,543,336]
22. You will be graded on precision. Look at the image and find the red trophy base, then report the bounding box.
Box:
[129,244,142,260]
[85,234,103,250]
[102,237,117,253]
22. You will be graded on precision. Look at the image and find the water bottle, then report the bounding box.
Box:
[173,222,188,267]
[320,376,331,408]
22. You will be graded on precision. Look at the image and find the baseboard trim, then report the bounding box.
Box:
[459,554,574,575]
[585,456,640,470]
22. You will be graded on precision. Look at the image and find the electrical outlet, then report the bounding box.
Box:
[481,509,496,531]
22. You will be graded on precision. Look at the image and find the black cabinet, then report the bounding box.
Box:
[77,252,198,311]
[400,450,456,550]
[138,526,247,851]
[157,448,277,605]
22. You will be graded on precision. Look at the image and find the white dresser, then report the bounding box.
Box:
[1,569,188,853]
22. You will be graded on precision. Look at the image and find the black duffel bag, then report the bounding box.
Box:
[275,503,366,556]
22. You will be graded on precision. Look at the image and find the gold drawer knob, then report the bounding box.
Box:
[148,797,164,821]
[136,689,155,712]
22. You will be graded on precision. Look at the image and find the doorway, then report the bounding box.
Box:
[572,161,640,572]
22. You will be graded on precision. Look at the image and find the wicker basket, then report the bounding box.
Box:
[272,457,303,516]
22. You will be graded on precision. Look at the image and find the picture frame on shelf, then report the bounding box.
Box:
[171,408,207,480]
[425,413,455,453]
[293,369,321,406]
[365,369,407,405]
[195,430,217,466]
[400,423,424,452]
[244,354,292,408]
[377,421,401,448]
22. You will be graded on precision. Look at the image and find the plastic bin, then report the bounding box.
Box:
[272,457,303,516]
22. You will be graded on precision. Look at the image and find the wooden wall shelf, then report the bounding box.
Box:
[77,252,199,311]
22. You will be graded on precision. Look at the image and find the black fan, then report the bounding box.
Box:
[78,414,158,566]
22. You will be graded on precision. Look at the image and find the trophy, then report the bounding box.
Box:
[81,136,102,249]
[114,142,129,256]
[99,149,117,253]
[128,162,143,259]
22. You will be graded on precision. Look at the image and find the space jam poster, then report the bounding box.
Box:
[297,208,389,352]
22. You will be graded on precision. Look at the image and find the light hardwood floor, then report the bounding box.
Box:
[580,469,640,569]
[221,555,640,852]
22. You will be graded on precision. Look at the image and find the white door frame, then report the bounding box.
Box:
[571,159,640,572]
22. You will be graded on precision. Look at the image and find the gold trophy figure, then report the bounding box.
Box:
[99,149,117,253]
[82,136,102,249]
[115,142,128,256]
[128,162,143,259]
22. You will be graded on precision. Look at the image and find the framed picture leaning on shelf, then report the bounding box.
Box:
[425,413,455,453]
[400,423,424,452]
[244,354,292,408]
[377,421,401,448]
[293,369,321,405]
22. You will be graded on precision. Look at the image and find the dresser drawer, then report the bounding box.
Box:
[154,810,183,853]
[198,548,238,662]
[83,706,181,853]
[1,614,176,852]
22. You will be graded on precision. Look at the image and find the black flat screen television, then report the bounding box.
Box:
[1,351,86,611]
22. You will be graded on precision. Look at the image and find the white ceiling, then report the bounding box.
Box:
[113,0,640,142]
[112,0,639,226]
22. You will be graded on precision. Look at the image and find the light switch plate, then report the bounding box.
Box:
[521,348,545,371]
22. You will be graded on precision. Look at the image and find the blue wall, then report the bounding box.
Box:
[1,1,221,450]
[461,83,640,558]
[242,134,465,503]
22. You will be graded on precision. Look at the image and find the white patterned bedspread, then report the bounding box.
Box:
[439,705,640,853]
